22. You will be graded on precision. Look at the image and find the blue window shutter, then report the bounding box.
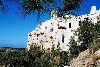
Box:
[62,34,64,43]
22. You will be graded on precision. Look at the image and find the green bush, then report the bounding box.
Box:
[0,44,70,67]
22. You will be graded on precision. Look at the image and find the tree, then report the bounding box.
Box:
[26,44,42,67]
[94,21,100,39]
[0,0,7,13]
[69,19,100,57]
[28,43,70,67]
[60,51,70,66]
[0,0,85,18]
[77,18,95,52]
[69,36,79,59]
[0,43,71,67]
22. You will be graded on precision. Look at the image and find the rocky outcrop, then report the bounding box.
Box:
[70,49,100,67]
[70,38,100,67]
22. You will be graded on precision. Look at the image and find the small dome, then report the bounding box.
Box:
[51,10,58,15]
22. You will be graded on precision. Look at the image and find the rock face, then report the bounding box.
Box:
[70,49,100,67]
[94,49,100,67]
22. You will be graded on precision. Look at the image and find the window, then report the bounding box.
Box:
[50,28,53,32]
[79,21,81,26]
[69,23,71,28]
[50,36,53,39]
[57,24,59,26]
[29,33,32,37]
[28,44,30,46]
[45,26,47,29]
[58,26,66,29]
[62,34,64,43]
[37,34,40,37]
[40,32,44,35]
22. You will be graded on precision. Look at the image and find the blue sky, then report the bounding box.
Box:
[0,0,100,48]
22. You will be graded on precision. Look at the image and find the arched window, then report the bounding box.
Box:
[62,34,64,43]
[69,23,71,28]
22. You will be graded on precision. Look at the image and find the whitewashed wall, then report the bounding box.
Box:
[27,6,100,51]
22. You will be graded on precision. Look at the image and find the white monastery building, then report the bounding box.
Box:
[27,6,100,51]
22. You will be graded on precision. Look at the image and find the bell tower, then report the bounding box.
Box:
[90,6,96,14]
[51,10,58,19]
